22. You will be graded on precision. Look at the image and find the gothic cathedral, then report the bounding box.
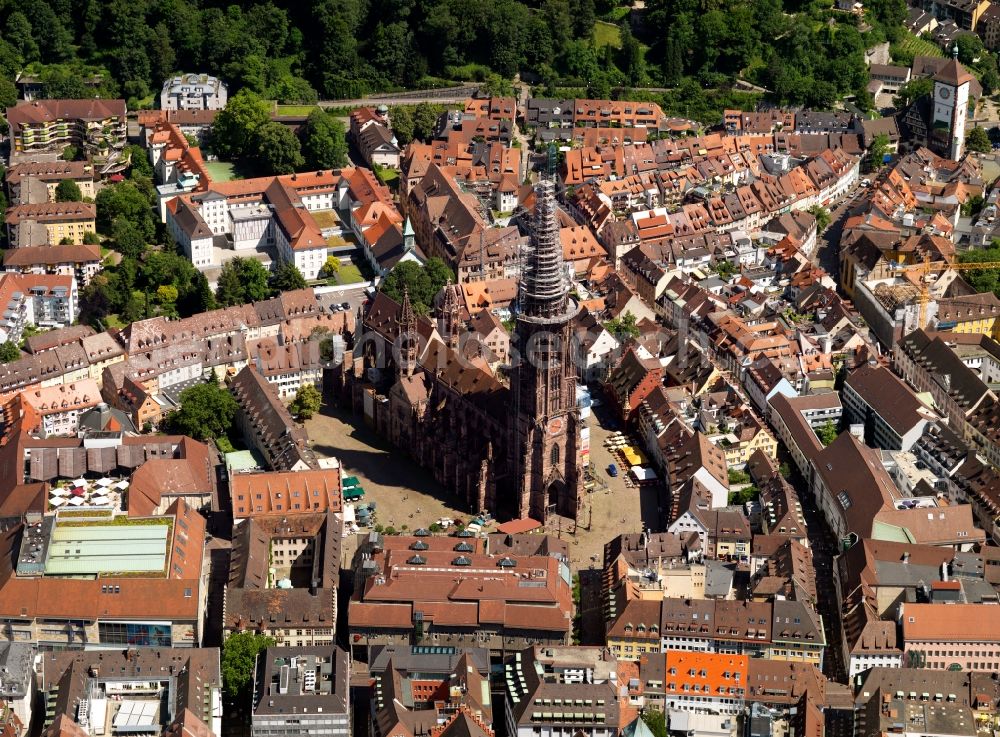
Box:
[510,179,585,521]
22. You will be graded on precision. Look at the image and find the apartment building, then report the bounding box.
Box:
[251,646,349,737]
[5,99,127,155]
[5,202,96,247]
[225,513,340,647]
[40,647,221,736]
[15,379,102,437]
[3,244,103,286]
[0,273,78,346]
[503,646,625,737]
[656,651,748,715]
[5,161,96,204]
[370,645,492,737]
[160,73,228,111]
[230,365,319,472]
[349,533,573,660]
[842,363,936,451]
[901,603,1000,671]
[230,468,342,520]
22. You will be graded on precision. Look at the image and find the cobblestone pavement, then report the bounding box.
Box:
[305,397,661,568]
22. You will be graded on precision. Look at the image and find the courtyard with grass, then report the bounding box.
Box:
[328,262,365,285]
[204,161,238,182]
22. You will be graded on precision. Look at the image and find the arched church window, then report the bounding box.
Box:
[551,444,560,465]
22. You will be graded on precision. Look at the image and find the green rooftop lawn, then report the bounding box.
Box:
[312,210,341,229]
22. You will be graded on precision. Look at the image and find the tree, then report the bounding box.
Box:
[0,342,20,363]
[412,103,441,142]
[390,105,415,145]
[125,144,154,179]
[867,132,890,171]
[893,77,933,109]
[319,256,341,278]
[289,383,322,419]
[955,34,984,65]
[95,182,155,240]
[300,110,348,170]
[966,126,992,154]
[959,245,1000,296]
[818,420,839,446]
[808,205,832,233]
[221,631,275,705]
[216,257,273,306]
[54,179,82,203]
[61,145,80,162]
[605,311,640,340]
[165,381,239,440]
[380,258,453,314]
[269,261,307,292]
[0,78,17,110]
[5,12,38,63]
[111,218,146,259]
[253,122,304,175]
[642,709,668,737]
[210,90,272,160]
[619,24,645,86]
[82,231,101,245]
[481,73,514,97]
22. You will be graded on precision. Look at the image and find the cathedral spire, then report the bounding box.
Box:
[520,178,571,320]
[400,286,417,377]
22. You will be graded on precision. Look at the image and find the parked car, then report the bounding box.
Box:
[607,463,618,477]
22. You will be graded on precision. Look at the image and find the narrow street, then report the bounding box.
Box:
[817,183,868,282]
[782,457,848,685]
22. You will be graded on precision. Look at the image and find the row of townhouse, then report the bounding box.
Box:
[101,289,354,428]
[561,135,858,221]
[604,596,826,668]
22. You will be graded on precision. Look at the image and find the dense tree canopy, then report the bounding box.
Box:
[0,0,987,130]
[300,110,348,170]
[80,249,216,327]
[164,380,239,440]
[221,632,275,705]
[380,258,455,315]
[54,179,81,202]
[269,261,308,292]
[216,257,273,306]
[289,384,322,419]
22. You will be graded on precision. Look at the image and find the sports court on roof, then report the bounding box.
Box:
[44,520,170,576]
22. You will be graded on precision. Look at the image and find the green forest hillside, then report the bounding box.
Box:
[0,0,997,124]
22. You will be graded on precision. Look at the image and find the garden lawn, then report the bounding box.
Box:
[332,263,365,285]
[204,161,238,182]
[593,21,621,49]
[276,104,321,116]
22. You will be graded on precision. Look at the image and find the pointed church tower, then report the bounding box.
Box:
[509,179,584,522]
[438,281,463,350]
[399,286,418,377]
[403,217,415,252]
